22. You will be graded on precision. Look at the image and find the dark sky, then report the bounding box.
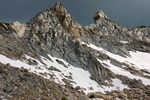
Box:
[0,0,150,28]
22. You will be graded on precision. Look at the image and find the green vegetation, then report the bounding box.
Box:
[62,96,67,100]
[89,93,95,98]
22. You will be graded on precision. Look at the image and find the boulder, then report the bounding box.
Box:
[49,66,61,72]
[88,92,111,100]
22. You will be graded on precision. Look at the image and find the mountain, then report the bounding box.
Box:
[0,2,150,100]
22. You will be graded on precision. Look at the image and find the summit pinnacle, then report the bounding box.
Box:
[93,10,108,21]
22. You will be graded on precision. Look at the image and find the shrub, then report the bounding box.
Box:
[62,96,67,100]
[89,94,95,98]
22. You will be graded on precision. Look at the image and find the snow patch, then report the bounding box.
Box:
[82,42,150,71]
[82,42,150,85]
[120,41,129,44]
[0,54,130,94]
[99,59,150,85]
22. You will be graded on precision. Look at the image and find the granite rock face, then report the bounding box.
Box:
[0,1,150,84]
[26,2,112,82]
[0,1,150,99]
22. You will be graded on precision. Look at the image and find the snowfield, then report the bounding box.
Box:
[0,42,149,94]
[82,42,150,85]
[82,42,150,71]
[0,53,129,94]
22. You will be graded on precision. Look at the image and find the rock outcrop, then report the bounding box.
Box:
[93,10,108,21]
[10,21,26,37]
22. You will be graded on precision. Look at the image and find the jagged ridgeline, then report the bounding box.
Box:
[0,2,150,100]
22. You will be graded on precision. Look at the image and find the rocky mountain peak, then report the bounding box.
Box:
[93,10,108,21]
[0,2,150,100]
[27,2,83,38]
[53,2,67,16]
[52,2,83,38]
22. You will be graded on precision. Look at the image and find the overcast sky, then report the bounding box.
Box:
[0,0,150,28]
